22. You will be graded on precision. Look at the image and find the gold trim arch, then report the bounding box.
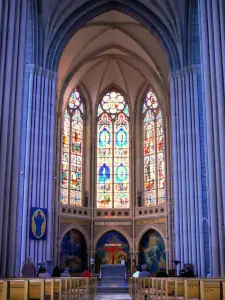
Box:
[135,225,167,253]
[60,223,90,250]
[93,226,133,252]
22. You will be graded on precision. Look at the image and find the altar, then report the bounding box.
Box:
[99,243,127,279]
[100,264,126,279]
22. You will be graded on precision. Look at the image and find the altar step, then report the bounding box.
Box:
[97,279,129,294]
[94,294,132,300]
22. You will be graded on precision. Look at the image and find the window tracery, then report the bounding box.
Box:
[143,89,165,206]
[61,89,83,206]
[97,91,130,208]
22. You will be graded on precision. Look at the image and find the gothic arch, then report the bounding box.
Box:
[60,224,90,250]
[58,44,166,111]
[59,84,91,117]
[46,1,181,71]
[135,225,166,252]
[93,227,133,251]
[137,86,168,121]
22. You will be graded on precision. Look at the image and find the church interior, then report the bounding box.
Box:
[0,0,225,298]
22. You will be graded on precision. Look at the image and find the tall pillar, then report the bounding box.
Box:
[0,0,28,276]
[199,0,225,277]
[15,65,57,275]
[170,65,209,276]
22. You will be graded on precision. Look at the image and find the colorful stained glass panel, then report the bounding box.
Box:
[143,89,165,206]
[61,89,83,206]
[97,92,130,208]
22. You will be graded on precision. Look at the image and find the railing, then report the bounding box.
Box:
[135,205,166,218]
[0,277,97,300]
[60,205,167,219]
[129,277,225,300]
[61,205,91,218]
[94,208,132,218]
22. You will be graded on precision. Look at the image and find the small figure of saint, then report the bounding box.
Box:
[34,211,44,237]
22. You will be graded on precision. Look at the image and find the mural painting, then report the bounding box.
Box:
[95,230,130,273]
[60,229,87,273]
[139,229,166,274]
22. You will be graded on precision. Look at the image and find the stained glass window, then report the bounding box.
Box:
[61,89,83,206]
[97,91,129,208]
[143,89,165,206]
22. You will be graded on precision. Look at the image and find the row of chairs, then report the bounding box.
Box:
[128,277,225,299]
[0,277,97,300]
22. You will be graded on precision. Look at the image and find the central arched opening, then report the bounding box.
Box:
[56,8,172,274]
[95,230,130,273]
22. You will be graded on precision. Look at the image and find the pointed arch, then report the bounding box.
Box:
[94,227,132,251]
[96,88,130,208]
[60,224,90,249]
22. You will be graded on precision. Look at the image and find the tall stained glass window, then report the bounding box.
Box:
[97,91,129,208]
[143,89,165,206]
[61,89,84,206]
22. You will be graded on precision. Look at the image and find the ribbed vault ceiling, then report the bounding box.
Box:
[58,10,170,113]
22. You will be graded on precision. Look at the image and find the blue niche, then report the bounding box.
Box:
[99,163,110,182]
[60,229,87,273]
[116,163,127,183]
[139,230,166,274]
[99,128,110,147]
[116,128,127,147]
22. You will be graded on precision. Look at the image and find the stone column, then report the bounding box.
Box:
[170,66,209,276]
[199,0,225,277]
[0,0,28,276]
[15,65,57,275]
[170,73,181,273]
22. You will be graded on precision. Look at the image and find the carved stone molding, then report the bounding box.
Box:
[93,226,133,252]
[61,205,91,218]
[59,221,91,249]
[135,224,166,252]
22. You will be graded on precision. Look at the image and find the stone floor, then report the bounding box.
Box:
[94,294,132,300]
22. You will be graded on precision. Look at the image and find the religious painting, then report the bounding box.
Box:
[97,91,130,209]
[60,229,87,273]
[30,207,47,240]
[139,229,166,274]
[95,230,130,273]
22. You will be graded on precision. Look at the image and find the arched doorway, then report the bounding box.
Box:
[60,228,87,273]
[139,229,166,274]
[95,230,130,273]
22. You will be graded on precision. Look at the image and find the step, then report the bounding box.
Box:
[97,280,129,294]
[94,294,132,300]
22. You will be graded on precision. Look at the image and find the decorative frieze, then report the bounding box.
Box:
[135,218,166,226]
[135,205,166,218]
[94,221,132,226]
[61,218,90,225]
[61,205,91,218]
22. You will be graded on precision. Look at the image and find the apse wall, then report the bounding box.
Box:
[0,0,224,278]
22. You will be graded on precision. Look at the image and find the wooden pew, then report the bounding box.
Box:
[200,280,222,300]
[129,277,225,300]
[0,277,97,300]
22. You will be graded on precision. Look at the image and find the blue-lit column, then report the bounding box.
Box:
[16,65,57,275]
[170,73,180,273]
[199,0,225,277]
[170,65,208,276]
[0,0,28,276]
